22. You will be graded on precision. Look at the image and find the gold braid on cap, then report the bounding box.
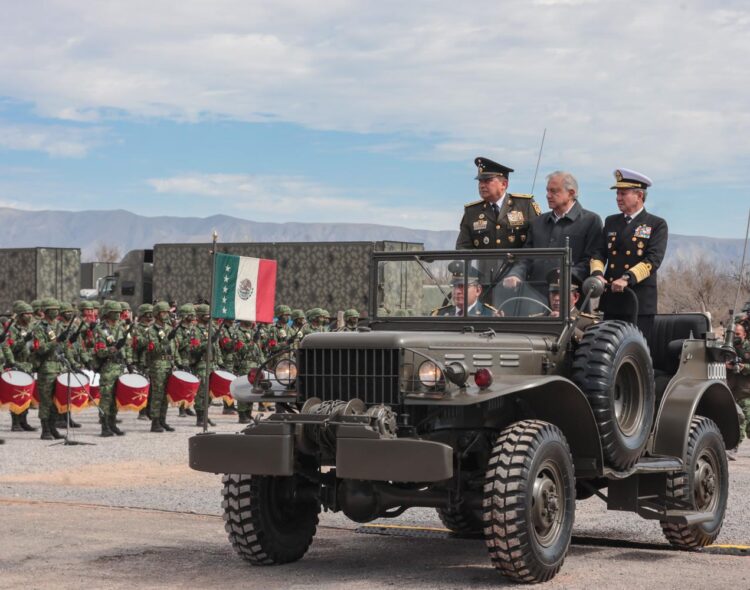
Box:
[590,259,606,274]
[629,262,652,283]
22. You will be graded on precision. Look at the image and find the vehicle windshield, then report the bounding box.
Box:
[374,250,571,321]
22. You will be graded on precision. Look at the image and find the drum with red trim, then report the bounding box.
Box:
[82,369,101,405]
[54,372,90,413]
[0,370,34,414]
[166,370,200,408]
[115,373,150,411]
[210,369,237,403]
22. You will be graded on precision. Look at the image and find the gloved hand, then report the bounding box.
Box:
[24,332,34,342]
[114,337,127,350]
[58,328,70,341]
[68,332,79,344]
[127,364,136,374]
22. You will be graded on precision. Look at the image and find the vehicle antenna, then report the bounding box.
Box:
[726,208,750,347]
[530,128,547,196]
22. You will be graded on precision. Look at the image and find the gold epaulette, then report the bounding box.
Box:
[510,193,534,199]
[464,200,484,208]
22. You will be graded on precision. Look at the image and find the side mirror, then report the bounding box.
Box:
[582,276,605,298]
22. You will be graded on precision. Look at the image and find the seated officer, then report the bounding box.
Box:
[547,269,581,318]
[432,266,499,317]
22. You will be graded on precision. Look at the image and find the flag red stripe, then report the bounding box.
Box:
[255,259,277,323]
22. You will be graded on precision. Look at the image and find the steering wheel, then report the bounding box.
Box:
[497,296,553,315]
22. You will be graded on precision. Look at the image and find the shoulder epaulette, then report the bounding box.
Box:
[430,305,451,316]
[510,193,534,199]
[464,199,484,208]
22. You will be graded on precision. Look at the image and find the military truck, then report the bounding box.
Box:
[0,247,80,312]
[189,247,740,584]
[81,249,154,309]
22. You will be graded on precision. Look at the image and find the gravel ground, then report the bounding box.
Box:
[1,406,749,548]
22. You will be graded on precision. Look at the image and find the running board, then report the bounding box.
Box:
[604,456,684,480]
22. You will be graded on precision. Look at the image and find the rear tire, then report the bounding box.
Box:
[483,420,575,584]
[222,473,319,565]
[436,504,484,535]
[572,320,655,470]
[661,416,728,548]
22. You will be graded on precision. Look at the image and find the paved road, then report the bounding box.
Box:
[1,408,749,589]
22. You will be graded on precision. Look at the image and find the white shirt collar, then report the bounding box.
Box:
[553,201,576,222]
[625,207,644,221]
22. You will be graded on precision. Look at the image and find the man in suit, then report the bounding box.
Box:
[432,265,499,317]
[503,171,603,295]
[590,168,669,341]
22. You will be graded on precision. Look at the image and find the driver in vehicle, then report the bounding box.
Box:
[431,266,499,317]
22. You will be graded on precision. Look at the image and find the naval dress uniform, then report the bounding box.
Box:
[591,169,668,341]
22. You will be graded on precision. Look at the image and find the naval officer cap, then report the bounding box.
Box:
[611,168,652,190]
[475,157,514,180]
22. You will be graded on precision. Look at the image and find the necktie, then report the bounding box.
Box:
[491,203,500,217]
[624,214,632,224]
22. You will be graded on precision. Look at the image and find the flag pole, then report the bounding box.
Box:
[203,230,218,434]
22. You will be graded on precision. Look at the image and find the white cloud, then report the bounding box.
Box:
[0,1,749,178]
[148,172,455,229]
[0,123,108,157]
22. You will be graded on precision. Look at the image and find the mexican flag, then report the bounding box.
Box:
[212,253,277,322]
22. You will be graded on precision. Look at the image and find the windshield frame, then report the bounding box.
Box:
[368,247,573,335]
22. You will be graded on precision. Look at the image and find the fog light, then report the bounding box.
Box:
[474,368,493,389]
[275,359,298,386]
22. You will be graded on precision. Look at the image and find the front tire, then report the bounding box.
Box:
[222,473,320,565]
[661,416,728,548]
[436,504,484,535]
[483,420,575,584]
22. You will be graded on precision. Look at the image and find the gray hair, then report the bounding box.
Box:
[546,171,579,199]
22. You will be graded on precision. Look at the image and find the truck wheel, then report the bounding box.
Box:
[222,473,319,565]
[661,416,728,548]
[572,320,655,470]
[483,420,575,584]
[436,504,484,535]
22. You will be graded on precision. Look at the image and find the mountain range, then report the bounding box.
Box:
[0,207,745,269]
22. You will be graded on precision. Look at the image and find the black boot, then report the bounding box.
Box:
[137,408,150,421]
[48,417,64,440]
[109,415,125,436]
[67,412,81,428]
[11,413,23,432]
[160,417,175,432]
[40,419,54,441]
[197,410,216,427]
[238,410,251,424]
[185,407,196,416]
[222,401,236,415]
[19,410,38,432]
[100,416,114,437]
[150,418,164,433]
[179,406,187,417]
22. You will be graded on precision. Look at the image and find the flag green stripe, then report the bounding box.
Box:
[213,252,240,319]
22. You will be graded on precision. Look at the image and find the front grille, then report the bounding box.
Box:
[298,348,401,406]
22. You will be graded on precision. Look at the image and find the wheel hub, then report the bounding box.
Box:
[532,463,564,546]
[695,456,717,510]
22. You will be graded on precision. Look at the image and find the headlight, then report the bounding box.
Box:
[274,359,298,386]
[418,361,444,387]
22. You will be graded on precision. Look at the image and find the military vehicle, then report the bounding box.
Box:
[87,241,422,313]
[0,247,80,312]
[189,247,740,584]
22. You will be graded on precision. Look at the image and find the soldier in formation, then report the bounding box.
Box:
[172,304,197,418]
[143,301,177,433]
[31,299,65,440]
[234,318,265,423]
[3,301,37,432]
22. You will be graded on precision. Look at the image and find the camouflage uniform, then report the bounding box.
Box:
[303,308,328,335]
[3,301,37,432]
[267,305,292,355]
[172,304,197,418]
[287,309,307,349]
[339,309,360,332]
[191,304,222,427]
[132,303,154,420]
[729,338,750,443]
[93,301,132,436]
[234,321,266,423]
[144,301,177,433]
[30,299,64,440]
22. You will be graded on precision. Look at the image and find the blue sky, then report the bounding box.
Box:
[1,1,749,237]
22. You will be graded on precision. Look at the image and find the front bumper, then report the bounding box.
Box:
[188,420,453,482]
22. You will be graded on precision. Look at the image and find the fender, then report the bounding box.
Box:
[408,375,603,476]
[652,378,740,459]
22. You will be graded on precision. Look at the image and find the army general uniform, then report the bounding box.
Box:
[456,157,540,307]
[590,169,668,342]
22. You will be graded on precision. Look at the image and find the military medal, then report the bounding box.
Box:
[507,211,525,226]
[634,225,652,239]
[508,235,515,243]
[473,239,479,247]
[637,249,643,256]
[479,213,485,219]
[638,241,645,248]
[473,219,488,231]
[483,236,490,245]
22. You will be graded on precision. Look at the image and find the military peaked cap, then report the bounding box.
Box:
[475,157,514,180]
[611,168,652,190]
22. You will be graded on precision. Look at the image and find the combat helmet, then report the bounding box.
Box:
[119,301,131,312]
[31,299,42,313]
[153,301,171,313]
[275,304,292,317]
[41,297,60,312]
[195,303,210,316]
[102,300,122,316]
[12,301,33,315]
[137,303,154,316]
[78,300,94,311]
[178,303,196,317]
[306,308,322,322]
[291,309,305,321]
[344,308,359,319]
[59,301,75,314]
